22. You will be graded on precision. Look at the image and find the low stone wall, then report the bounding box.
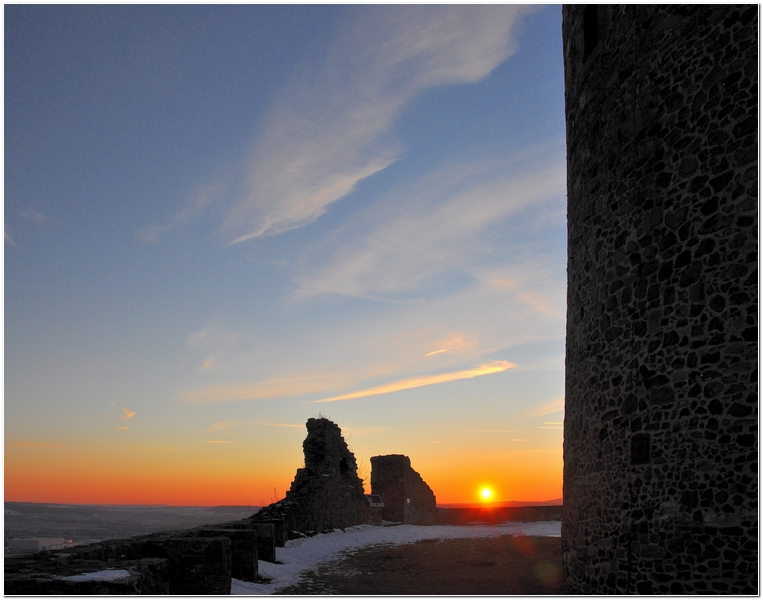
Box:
[437,505,562,526]
[5,557,170,595]
[4,518,264,595]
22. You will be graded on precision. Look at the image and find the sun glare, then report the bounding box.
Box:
[479,487,494,502]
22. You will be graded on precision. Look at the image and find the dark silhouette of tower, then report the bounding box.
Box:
[562,5,757,594]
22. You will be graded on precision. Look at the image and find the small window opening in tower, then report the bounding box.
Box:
[583,5,599,63]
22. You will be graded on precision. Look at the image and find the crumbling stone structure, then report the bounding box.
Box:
[562,5,757,594]
[4,519,264,595]
[254,418,370,537]
[370,454,437,525]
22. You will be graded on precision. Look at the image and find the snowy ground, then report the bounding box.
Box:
[232,521,561,595]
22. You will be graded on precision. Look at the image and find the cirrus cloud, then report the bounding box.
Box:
[307,360,516,404]
[220,5,536,244]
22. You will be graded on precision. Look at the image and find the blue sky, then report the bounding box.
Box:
[5,5,567,505]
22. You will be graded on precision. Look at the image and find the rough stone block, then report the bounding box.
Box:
[193,527,258,583]
[143,536,231,595]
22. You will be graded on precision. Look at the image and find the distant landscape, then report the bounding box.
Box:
[437,498,563,509]
[4,499,562,549]
[4,503,257,547]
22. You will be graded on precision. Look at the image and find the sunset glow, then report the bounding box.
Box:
[5,5,566,506]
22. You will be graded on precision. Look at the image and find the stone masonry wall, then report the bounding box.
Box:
[370,454,437,525]
[4,517,273,595]
[254,418,370,537]
[562,5,757,594]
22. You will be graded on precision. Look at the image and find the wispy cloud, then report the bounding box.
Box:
[182,373,354,405]
[136,175,231,244]
[188,321,242,351]
[5,226,16,246]
[526,396,565,417]
[114,426,129,431]
[18,209,48,226]
[121,408,136,421]
[294,160,566,301]
[205,440,236,444]
[185,321,244,372]
[425,334,476,358]
[490,277,564,320]
[220,6,535,244]
[307,360,516,404]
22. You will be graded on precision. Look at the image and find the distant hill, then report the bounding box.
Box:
[437,498,562,509]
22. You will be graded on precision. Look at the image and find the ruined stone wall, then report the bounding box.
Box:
[4,518,266,595]
[254,418,370,537]
[370,454,437,525]
[562,5,757,594]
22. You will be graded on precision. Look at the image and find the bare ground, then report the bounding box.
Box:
[276,534,562,595]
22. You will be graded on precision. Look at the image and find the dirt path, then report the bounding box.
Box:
[276,535,562,595]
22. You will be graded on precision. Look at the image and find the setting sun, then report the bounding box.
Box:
[479,487,494,502]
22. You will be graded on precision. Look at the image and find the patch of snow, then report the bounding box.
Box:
[231,521,561,595]
[61,569,131,582]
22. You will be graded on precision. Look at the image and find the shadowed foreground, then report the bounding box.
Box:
[276,535,562,595]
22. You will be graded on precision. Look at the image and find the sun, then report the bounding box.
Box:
[479,487,494,502]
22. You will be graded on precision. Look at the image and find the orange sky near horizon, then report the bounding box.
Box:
[5,436,562,507]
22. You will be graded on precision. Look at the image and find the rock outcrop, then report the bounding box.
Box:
[371,454,437,525]
[253,418,370,538]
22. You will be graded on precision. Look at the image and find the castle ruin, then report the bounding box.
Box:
[253,418,371,537]
[370,454,438,525]
[562,5,757,594]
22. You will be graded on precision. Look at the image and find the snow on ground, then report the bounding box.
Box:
[61,569,131,582]
[232,521,561,595]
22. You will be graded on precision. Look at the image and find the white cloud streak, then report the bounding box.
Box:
[307,360,516,404]
[221,5,535,244]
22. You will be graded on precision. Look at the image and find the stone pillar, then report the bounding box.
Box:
[562,5,757,594]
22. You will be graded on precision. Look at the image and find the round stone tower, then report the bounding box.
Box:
[562,5,757,594]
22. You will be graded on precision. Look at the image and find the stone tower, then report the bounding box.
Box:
[562,5,757,594]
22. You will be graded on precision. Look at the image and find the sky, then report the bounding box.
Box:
[5,5,567,506]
